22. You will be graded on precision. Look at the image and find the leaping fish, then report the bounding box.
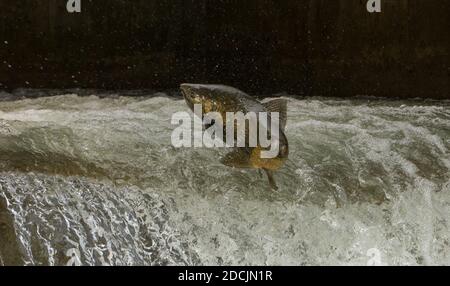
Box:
[180,83,289,190]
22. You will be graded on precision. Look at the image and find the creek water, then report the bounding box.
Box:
[0,90,449,265]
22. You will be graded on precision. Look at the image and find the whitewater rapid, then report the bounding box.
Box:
[0,90,449,265]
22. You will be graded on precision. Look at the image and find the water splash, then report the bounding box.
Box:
[0,91,449,265]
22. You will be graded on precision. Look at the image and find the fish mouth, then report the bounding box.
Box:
[180,83,193,100]
[180,88,187,99]
[180,83,195,111]
[180,84,187,97]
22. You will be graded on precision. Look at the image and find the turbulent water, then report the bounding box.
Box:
[0,90,449,266]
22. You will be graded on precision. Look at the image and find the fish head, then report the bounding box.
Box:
[180,83,221,114]
[180,84,202,111]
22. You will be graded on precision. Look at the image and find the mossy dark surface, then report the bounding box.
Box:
[0,0,448,98]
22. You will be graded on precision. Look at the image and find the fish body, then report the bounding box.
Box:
[180,84,289,189]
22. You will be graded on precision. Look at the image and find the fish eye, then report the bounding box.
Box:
[190,93,200,101]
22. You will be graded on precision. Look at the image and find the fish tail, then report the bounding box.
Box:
[264,169,278,191]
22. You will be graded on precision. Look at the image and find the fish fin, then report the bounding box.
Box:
[262,99,287,131]
[258,169,263,178]
[221,148,253,169]
[264,169,279,191]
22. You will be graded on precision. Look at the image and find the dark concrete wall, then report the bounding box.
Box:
[0,0,448,98]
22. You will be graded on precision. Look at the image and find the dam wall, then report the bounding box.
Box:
[0,0,448,98]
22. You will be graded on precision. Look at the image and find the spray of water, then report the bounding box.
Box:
[0,91,449,265]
